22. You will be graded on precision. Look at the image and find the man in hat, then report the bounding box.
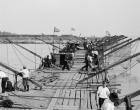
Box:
[96,81,110,109]
[62,54,70,71]
[20,66,30,91]
[91,50,99,68]
[80,52,93,71]
[0,70,9,93]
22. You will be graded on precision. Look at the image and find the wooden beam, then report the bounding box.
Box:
[118,90,140,107]
[5,38,61,70]
[105,37,140,56]
[5,38,42,59]
[0,61,42,89]
[78,52,140,83]
[104,38,132,52]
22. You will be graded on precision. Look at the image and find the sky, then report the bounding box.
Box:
[0,0,140,38]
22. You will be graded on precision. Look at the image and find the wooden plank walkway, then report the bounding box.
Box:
[46,73,98,110]
[0,49,126,110]
[45,50,100,110]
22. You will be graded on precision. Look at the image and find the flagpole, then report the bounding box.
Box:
[53,28,55,54]
[53,27,60,53]
[59,38,60,52]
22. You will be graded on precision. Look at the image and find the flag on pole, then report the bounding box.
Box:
[54,27,60,32]
[71,27,75,31]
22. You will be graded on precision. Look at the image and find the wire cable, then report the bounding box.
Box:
[11,44,39,64]
[11,44,24,66]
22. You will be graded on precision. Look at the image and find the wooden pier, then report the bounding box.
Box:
[0,41,139,110]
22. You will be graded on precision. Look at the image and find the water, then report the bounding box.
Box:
[0,43,54,83]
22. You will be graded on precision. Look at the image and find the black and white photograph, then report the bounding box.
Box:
[0,0,140,109]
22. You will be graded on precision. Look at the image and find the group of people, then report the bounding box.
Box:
[83,38,102,52]
[0,66,30,93]
[39,54,56,69]
[60,41,80,53]
[41,55,51,68]
[80,50,99,72]
[62,53,74,71]
[96,81,119,110]
[0,70,12,93]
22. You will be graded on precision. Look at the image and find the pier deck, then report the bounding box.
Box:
[0,49,139,110]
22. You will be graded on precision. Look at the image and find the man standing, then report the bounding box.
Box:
[62,54,70,71]
[44,55,51,68]
[20,66,30,92]
[80,52,89,71]
[96,81,110,109]
[0,70,8,93]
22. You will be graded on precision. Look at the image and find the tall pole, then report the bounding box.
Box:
[53,28,55,54]
[59,38,60,52]
[53,27,60,53]
[34,39,36,69]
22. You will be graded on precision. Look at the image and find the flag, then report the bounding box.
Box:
[71,27,75,31]
[54,27,60,32]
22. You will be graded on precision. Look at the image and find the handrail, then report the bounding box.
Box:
[5,38,42,59]
[0,61,42,89]
[105,37,140,57]
[78,52,140,83]
[104,38,132,52]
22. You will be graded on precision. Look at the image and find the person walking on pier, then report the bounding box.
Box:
[96,81,110,109]
[80,52,89,71]
[44,55,51,68]
[102,92,119,110]
[80,52,93,71]
[62,54,70,71]
[20,66,30,92]
[0,70,9,93]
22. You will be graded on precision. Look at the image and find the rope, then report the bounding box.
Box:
[6,44,9,65]
[110,62,138,82]
[107,42,137,71]
[0,43,2,60]
[11,44,39,64]
[6,44,10,77]
[11,44,24,66]
[117,42,138,70]
[34,40,36,69]
[47,44,51,53]
[134,41,139,53]
[112,42,136,59]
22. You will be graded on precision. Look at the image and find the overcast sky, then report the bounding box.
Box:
[0,0,140,37]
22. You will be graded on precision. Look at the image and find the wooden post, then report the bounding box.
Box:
[14,73,17,90]
[124,96,132,110]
